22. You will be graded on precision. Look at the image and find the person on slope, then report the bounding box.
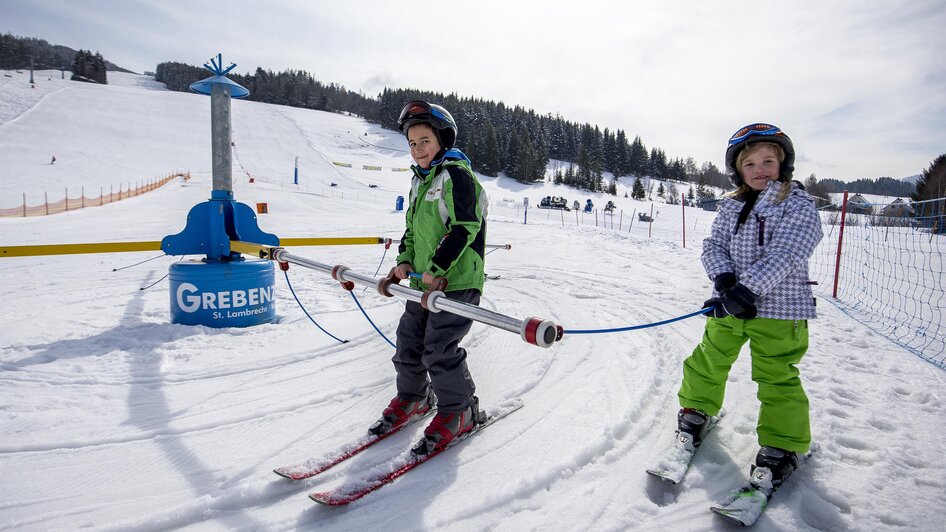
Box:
[370,100,489,456]
[671,123,823,488]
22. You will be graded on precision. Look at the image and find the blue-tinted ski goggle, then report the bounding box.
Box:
[728,123,784,146]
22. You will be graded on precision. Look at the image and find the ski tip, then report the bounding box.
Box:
[309,492,345,506]
[483,397,524,419]
[274,466,317,481]
[645,469,680,484]
[498,397,524,409]
[507,397,525,410]
[273,467,310,481]
[710,507,753,526]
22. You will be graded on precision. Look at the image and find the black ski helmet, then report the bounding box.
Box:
[398,100,458,150]
[724,123,795,187]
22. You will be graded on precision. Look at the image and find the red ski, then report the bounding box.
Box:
[309,398,524,505]
[273,409,435,481]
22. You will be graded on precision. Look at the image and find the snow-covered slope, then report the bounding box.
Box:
[1,71,944,531]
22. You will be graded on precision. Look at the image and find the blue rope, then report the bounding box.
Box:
[139,273,169,291]
[564,307,713,335]
[350,292,397,349]
[137,255,184,291]
[283,270,348,344]
[363,242,390,293]
[113,253,166,272]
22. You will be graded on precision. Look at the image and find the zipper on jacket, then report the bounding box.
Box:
[756,215,765,245]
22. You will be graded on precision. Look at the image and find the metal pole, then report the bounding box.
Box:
[648,204,654,238]
[267,248,559,348]
[832,190,849,299]
[681,193,686,248]
[211,83,233,197]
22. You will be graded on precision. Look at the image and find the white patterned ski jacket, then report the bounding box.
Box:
[702,180,823,320]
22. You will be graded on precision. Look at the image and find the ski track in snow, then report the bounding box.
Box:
[1,70,945,531]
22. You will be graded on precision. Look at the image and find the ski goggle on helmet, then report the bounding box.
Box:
[398,100,458,150]
[724,122,795,186]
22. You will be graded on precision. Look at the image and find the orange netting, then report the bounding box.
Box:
[0,172,190,217]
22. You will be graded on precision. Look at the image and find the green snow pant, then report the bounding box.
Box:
[678,316,811,453]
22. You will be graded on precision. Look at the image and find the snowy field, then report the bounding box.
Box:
[1,70,945,531]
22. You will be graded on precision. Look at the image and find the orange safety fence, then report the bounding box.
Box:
[0,172,190,217]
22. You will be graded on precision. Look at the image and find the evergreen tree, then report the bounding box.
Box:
[804,173,832,207]
[478,123,502,176]
[911,154,946,202]
[629,136,649,177]
[649,148,668,179]
[631,177,646,200]
[71,49,107,84]
[911,153,946,233]
[576,145,590,189]
[697,176,714,200]
[657,182,665,198]
[504,130,524,181]
[683,157,699,182]
[564,164,576,187]
[698,161,730,189]
[614,130,629,178]
[602,128,616,176]
[669,157,686,181]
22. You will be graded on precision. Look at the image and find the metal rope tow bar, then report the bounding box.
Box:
[231,241,563,348]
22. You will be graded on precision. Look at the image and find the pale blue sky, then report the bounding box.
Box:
[3,0,944,182]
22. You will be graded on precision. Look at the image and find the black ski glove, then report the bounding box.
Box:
[713,272,737,293]
[703,283,757,319]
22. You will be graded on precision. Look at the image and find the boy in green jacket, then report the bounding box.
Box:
[369,101,489,456]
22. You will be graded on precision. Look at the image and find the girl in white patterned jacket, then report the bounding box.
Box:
[670,123,823,490]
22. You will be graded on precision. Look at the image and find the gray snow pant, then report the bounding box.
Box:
[392,289,479,414]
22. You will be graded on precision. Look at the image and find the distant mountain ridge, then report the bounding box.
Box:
[817,175,916,197]
[0,33,134,73]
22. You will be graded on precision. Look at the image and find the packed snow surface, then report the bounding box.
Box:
[1,71,944,531]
